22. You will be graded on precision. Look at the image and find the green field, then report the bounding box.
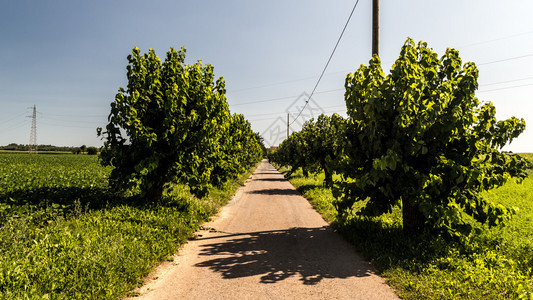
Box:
[0,154,255,299]
[282,158,533,299]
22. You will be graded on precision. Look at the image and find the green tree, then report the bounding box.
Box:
[270,114,345,185]
[336,39,528,235]
[269,131,310,177]
[80,145,87,153]
[86,147,98,155]
[98,47,231,202]
[210,114,262,186]
[255,132,268,157]
[300,114,345,187]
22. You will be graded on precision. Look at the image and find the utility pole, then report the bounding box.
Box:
[287,113,289,139]
[372,0,379,57]
[27,105,37,154]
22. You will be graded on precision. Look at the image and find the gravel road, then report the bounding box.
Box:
[130,160,399,299]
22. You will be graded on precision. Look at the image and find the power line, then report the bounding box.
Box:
[45,113,105,118]
[290,0,361,125]
[483,76,533,86]
[250,108,348,122]
[232,74,533,109]
[0,119,30,131]
[226,31,533,96]
[245,104,346,118]
[478,53,533,66]
[230,88,344,107]
[458,30,533,49]
[41,116,103,124]
[39,121,98,129]
[0,111,27,125]
[478,83,533,93]
[227,75,317,94]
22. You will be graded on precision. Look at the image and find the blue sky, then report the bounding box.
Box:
[1,0,532,151]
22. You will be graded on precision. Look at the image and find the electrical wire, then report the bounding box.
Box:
[483,76,533,86]
[478,54,533,66]
[39,121,99,129]
[458,30,533,49]
[250,108,348,122]
[289,0,360,125]
[230,88,344,107]
[232,73,533,113]
[226,31,533,96]
[0,119,31,131]
[245,104,346,118]
[478,83,533,93]
[0,111,27,125]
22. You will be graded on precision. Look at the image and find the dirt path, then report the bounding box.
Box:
[130,160,399,299]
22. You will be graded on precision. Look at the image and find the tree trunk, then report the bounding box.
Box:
[402,196,425,235]
[322,161,332,187]
[146,181,164,204]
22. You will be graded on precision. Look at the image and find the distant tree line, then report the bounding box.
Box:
[0,143,99,155]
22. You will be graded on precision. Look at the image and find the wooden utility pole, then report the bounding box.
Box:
[372,0,379,57]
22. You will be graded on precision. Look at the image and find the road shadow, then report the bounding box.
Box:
[253,171,280,175]
[247,188,300,196]
[195,226,374,285]
[253,178,287,182]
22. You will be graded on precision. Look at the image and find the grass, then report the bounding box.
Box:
[280,163,533,299]
[0,154,257,299]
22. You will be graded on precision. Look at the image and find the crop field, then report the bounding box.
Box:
[282,158,533,299]
[0,154,254,299]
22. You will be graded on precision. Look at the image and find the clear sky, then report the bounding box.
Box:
[1,0,532,151]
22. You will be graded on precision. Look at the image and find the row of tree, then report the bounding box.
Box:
[0,143,97,154]
[270,39,530,235]
[98,47,263,202]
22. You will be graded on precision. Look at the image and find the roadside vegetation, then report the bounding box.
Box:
[0,46,263,299]
[0,154,257,299]
[281,165,533,299]
[270,38,533,299]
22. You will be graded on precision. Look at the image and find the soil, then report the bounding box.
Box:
[127,159,399,299]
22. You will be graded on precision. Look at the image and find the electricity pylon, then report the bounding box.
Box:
[28,105,37,154]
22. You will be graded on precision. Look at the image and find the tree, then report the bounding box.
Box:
[269,114,345,185]
[336,39,529,235]
[98,47,231,202]
[210,114,262,186]
[269,131,310,177]
[80,145,87,153]
[300,114,345,187]
[255,132,268,157]
[86,147,98,155]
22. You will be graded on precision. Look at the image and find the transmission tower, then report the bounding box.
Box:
[28,105,37,154]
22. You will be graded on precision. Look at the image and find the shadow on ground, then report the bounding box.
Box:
[247,188,300,196]
[195,226,374,285]
[253,171,280,175]
[253,178,287,182]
